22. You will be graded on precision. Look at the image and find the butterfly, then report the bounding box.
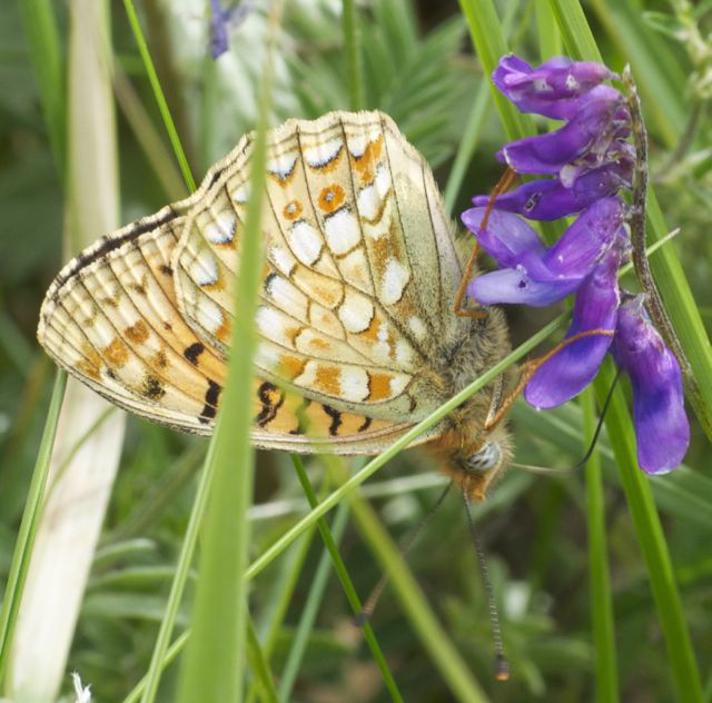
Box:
[37,110,514,500]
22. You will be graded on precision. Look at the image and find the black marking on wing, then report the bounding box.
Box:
[199,380,222,423]
[255,381,285,428]
[357,416,372,433]
[184,342,206,365]
[322,404,343,436]
[142,375,166,400]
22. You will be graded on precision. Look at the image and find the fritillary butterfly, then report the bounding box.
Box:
[37,111,514,499]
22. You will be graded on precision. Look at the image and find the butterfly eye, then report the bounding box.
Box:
[464,441,501,474]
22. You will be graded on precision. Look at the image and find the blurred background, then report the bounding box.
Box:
[1,0,711,700]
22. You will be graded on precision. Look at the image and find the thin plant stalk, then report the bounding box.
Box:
[292,456,404,702]
[122,0,196,191]
[582,389,619,702]
[175,5,280,700]
[277,503,351,702]
[0,371,67,681]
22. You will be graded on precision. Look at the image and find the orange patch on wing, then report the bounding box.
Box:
[125,320,149,344]
[279,354,307,379]
[368,372,392,401]
[315,365,341,395]
[216,317,232,343]
[283,200,303,221]
[104,338,129,368]
[317,184,346,213]
[351,136,383,185]
[78,343,102,380]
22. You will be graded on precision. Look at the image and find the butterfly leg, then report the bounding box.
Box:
[484,328,615,430]
[453,168,516,319]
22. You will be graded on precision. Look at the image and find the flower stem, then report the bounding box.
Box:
[623,66,697,394]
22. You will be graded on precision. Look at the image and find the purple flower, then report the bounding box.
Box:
[209,0,254,59]
[460,54,689,473]
[462,197,625,307]
[524,247,621,409]
[613,298,690,474]
[493,55,614,120]
[471,161,632,221]
[497,86,628,175]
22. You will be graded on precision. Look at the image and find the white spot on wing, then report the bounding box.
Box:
[303,138,342,168]
[380,258,410,304]
[190,250,219,287]
[266,152,298,179]
[269,245,296,276]
[324,208,361,255]
[338,291,374,333]
[287,220,323,265]
[357,183,380,221]
[231,183,250,204]
[339,247,373,294]
[204,212,236,244]
[340,367,369,401]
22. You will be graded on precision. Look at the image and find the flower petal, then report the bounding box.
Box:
[544,196,625,277]
[612,297,690,473]
[461,208,546,266]
[493,54,614,120]
[498,86,625,174]
[471,162,630,221]
[468,268,581,307]
[524,249,621,408]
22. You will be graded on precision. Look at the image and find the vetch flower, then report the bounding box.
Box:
[462,53,689,473]
[493,55,614,120]
[612,298,690,474]
[471,160,632,221]
[524,246,622,409]
[462,197,625,307]
[497,86,629,175]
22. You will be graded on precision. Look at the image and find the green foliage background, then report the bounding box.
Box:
[1,0,711,701]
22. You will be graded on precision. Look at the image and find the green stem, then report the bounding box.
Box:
[342,0,364,110]
[292,457,403,702]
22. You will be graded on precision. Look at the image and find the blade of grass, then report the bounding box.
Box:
[547,0,712,437]
[292,456,403,702]
[0,370,67,681]
[443,0,519,212]
[137,440,216,703]
[175,5,279,699]
[581,389,619,703]
[535,0,562,60]
[594,361,702,703]
[277,503,351,702]
[342,0,364,110]
[246,619,279,703]
[122,0,196,191]
[17,0,65,173]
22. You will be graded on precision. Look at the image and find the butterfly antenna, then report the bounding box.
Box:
[463,493,510,682]
[354,481,453,626]
[511,368,622,475]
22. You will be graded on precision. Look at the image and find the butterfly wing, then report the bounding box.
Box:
[37,110,465,451]
[175,110,469,422]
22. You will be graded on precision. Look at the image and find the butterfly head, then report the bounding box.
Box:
[442,424,513,502]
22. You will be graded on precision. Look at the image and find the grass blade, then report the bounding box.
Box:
[0,370,66,681]
[581,389,619,703]
[293,456,404,702]
[342,0,364,110]
[175,6,279,699]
